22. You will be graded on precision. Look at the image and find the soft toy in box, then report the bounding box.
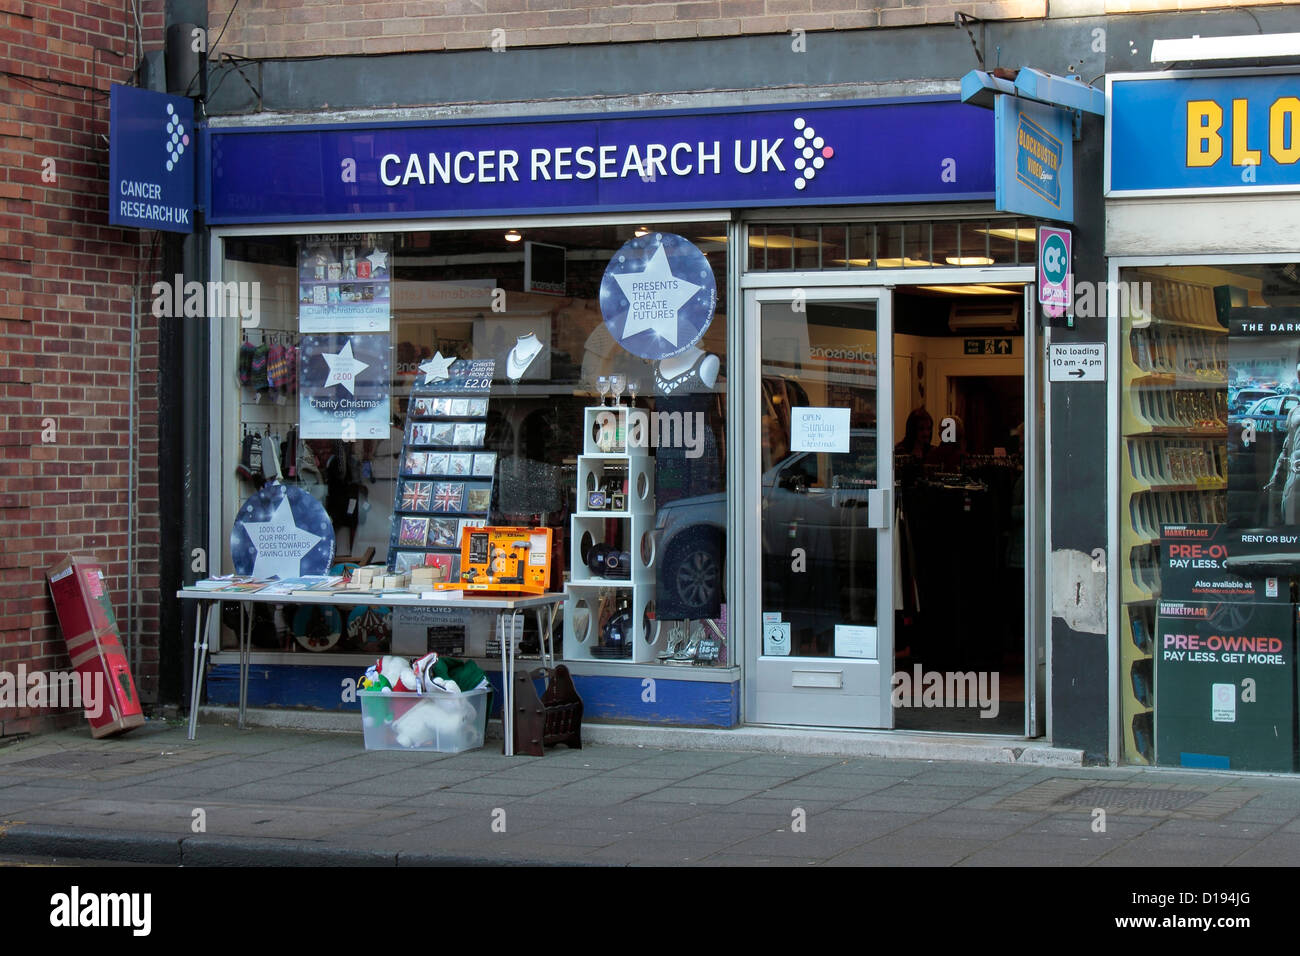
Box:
[392,693,481,750]
[374,655,419,694]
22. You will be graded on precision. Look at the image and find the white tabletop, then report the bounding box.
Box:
[177,588,566,611]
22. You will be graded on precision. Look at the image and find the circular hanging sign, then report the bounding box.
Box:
[231,482,335,579]
[598,232,717,361]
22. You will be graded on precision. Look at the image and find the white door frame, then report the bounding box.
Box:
[742,285,895,728]
[737,266,1041,734]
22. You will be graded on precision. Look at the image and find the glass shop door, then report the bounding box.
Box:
[745,287,894,727]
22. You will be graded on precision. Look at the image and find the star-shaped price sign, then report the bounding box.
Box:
[418,350,456,384]
[321,340,368,395]
[599,232,717,360]
[230,484,335,579]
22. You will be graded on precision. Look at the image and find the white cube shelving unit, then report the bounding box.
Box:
[564,406,666,663]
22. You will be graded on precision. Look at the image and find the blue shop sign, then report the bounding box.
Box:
[108,84,195,233]
[207,97,994,224]
[1109,70,1300,196]
[995,95,1073,222]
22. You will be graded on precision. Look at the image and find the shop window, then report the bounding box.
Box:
[793,224,822,270]
[876,222,905,269]
[218,222,730,665]
[745,218,1036,272]
[930,221,960,268]
[904,221,931,268]
[1118,262,1300,771]
[846,224,873,269]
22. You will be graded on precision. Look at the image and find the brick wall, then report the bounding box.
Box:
[208,0,1290,60]
[208,0,1048,59]
[0,0,165,737]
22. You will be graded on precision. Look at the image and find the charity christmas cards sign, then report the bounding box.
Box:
[299,334,391,439]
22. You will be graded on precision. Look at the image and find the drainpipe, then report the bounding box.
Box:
[128,289,137,676]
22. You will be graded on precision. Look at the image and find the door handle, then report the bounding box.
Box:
[867,488,891,529]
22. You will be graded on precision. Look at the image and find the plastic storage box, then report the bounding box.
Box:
[358,686,490,753]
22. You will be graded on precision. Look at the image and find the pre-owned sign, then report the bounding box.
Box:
[108,84,194,234]
[1155,599,1295,772]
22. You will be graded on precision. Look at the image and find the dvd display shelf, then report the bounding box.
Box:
[563,406,668,663]
[1119,270,1229,764]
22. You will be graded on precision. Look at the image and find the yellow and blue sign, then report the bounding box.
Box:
[995,96,1073,222]
[1109,71,1300,195]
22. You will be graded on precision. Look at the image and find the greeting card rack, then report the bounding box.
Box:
[387,360,497,578]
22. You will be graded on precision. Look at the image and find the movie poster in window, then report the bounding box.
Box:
[298,233,391,332]
[1226,305,1300,562]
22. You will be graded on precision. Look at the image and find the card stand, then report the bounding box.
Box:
[1120,384,1227,438]
[1126,273,1224,332]
[1121,605,1155,765]
[1123,437,1225,493]
[1120,273,1231,767]
[1126,538,1160,601]
[387,375,494,573]
[575,455,653,516]
[1124,326,1227,388]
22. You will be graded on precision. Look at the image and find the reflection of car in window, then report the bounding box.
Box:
[654,372,876,620]
[1230,395,1300,436]
[1228,388,1278,416]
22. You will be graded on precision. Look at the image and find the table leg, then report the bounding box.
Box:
[511,607,526,755]
[499,611,508,756]
[534,604,553,671]
[548,601,558,669]
[238,603,251,730]
[186,600,212,741]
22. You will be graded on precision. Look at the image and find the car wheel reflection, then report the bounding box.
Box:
[667,535,721,617]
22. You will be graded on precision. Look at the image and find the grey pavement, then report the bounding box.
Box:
[0,718,1298,866]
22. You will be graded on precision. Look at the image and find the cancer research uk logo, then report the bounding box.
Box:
[790,117,835,191]
[163,102,189,173]
[599,232,717,361]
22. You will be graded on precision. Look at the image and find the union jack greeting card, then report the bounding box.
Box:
[432,482,464,513]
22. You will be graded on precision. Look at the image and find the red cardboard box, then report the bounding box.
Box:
[46,556,144,738]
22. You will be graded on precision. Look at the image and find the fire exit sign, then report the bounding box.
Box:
[964,338,1013,356]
